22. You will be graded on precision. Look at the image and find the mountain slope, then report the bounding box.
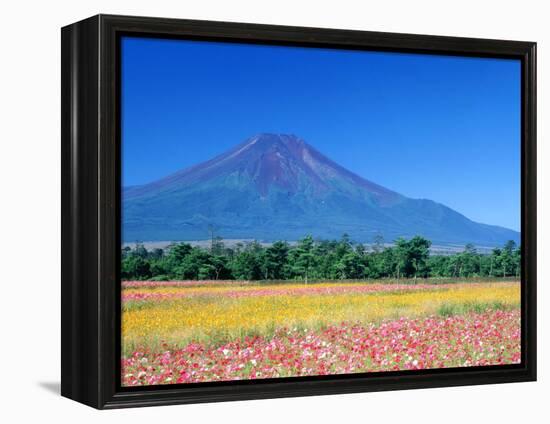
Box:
[123,134,519,246]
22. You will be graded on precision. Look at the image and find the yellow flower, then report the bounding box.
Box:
[121,281,520,355]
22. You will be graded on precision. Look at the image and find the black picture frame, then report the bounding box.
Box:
[61,14,537,409]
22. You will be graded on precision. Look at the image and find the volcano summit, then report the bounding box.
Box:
[123,134,519,246]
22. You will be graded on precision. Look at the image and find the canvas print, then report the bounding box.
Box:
[120,36,521,386]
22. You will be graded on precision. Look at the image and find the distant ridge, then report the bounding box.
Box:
[123,133,519,246]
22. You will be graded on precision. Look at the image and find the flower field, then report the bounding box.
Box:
[121,280,521,386]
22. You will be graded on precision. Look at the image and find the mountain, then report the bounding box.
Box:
[123,133,519,246]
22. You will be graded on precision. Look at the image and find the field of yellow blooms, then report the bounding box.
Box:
[121,280,521,385]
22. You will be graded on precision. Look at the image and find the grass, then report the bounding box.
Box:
[436,300,511,317]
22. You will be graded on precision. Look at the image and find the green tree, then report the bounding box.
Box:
[121,255,151,280]
[428,255,450,277]
[173,248,210,279]
[261,241,289,280]
[196,254,230,280]
[211,236,225,256]
[230,242,263,280]
[313,239,338,278]
[499,240,517,277]
[121,246,131,259]
[393,236,431,280]
[456,243,479,277]
[489,248,502,277]
[337,251,366,279]
[290,235,316,283]
[132,242,148,259]
[120,233,521,282]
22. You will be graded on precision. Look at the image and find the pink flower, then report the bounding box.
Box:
[122,310,520,386]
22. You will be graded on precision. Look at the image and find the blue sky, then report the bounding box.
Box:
[121,36,521,231]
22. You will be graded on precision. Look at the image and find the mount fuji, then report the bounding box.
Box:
[123,133,519,246]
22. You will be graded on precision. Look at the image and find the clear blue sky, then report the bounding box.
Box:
[121,36,521,231]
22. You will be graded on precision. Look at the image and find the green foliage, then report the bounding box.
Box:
[427,241,520,279]
[121,254,151,280]
[437,300,511,317]
[261,241,290,280]
[393,236,431,279]
[120,237,521,282]
[290,235,316,283]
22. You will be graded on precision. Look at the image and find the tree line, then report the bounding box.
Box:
[121,235,521,282]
